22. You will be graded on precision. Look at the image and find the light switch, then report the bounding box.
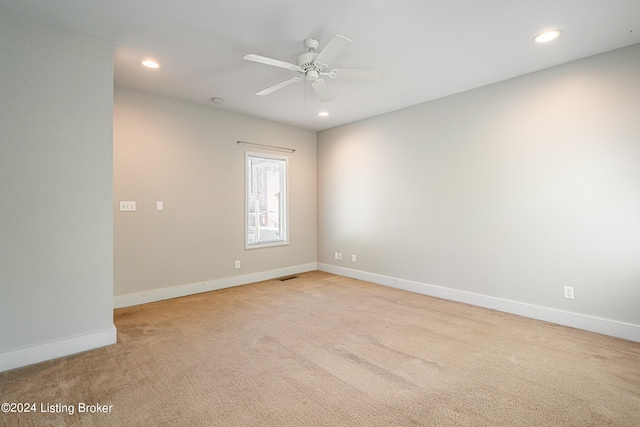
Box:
[119,201,136,212]
[157,201,164,211]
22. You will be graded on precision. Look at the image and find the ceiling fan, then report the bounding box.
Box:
[243,35,381,103]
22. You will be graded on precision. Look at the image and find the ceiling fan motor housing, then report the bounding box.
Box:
[297,51,324,80]
[297,52,318,70]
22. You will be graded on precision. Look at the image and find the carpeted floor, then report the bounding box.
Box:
[1,271,639,426]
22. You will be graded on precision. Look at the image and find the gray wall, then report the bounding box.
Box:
[318,44,640,326]
[113,87,317,298]
[0,15,114,353]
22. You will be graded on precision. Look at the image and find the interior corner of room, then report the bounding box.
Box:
[1,6,640,375]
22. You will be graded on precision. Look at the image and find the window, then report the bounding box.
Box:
[245,152,288,248]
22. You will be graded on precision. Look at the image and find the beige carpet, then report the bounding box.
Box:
[2,271,639,426]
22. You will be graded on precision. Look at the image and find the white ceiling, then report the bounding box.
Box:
[2,0,639,131]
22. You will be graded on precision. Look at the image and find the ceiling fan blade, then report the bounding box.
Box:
[311,79,334,103]
[314,35,352,67]
[256,77,302,96]
[243,54,299,71]
[330,69,383,80]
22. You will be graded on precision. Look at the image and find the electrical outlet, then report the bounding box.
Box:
[235,260,240,269]
[352,254,357,262]
[338,253,343,260]
[334,252,339,260]
[564,286,574,299]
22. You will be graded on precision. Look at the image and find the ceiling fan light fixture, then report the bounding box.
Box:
[141,59,160,69]
[534,30,561,43]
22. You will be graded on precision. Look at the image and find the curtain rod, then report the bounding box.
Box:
[236,140,295,153]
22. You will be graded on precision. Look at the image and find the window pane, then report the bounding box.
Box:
[246,152,287,248]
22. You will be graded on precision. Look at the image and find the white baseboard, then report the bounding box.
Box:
[318,263,640,343]
[114,263,318,309]
[0,325,117,372]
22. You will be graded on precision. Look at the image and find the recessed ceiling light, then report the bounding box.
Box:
[318,112,329,117]
[141,60,159,69]
[211,97,224,104]
[534,30,561,43]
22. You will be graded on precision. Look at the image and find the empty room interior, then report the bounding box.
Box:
[1,1,639,425]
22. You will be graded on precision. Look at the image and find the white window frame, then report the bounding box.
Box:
[245,151,289,249]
